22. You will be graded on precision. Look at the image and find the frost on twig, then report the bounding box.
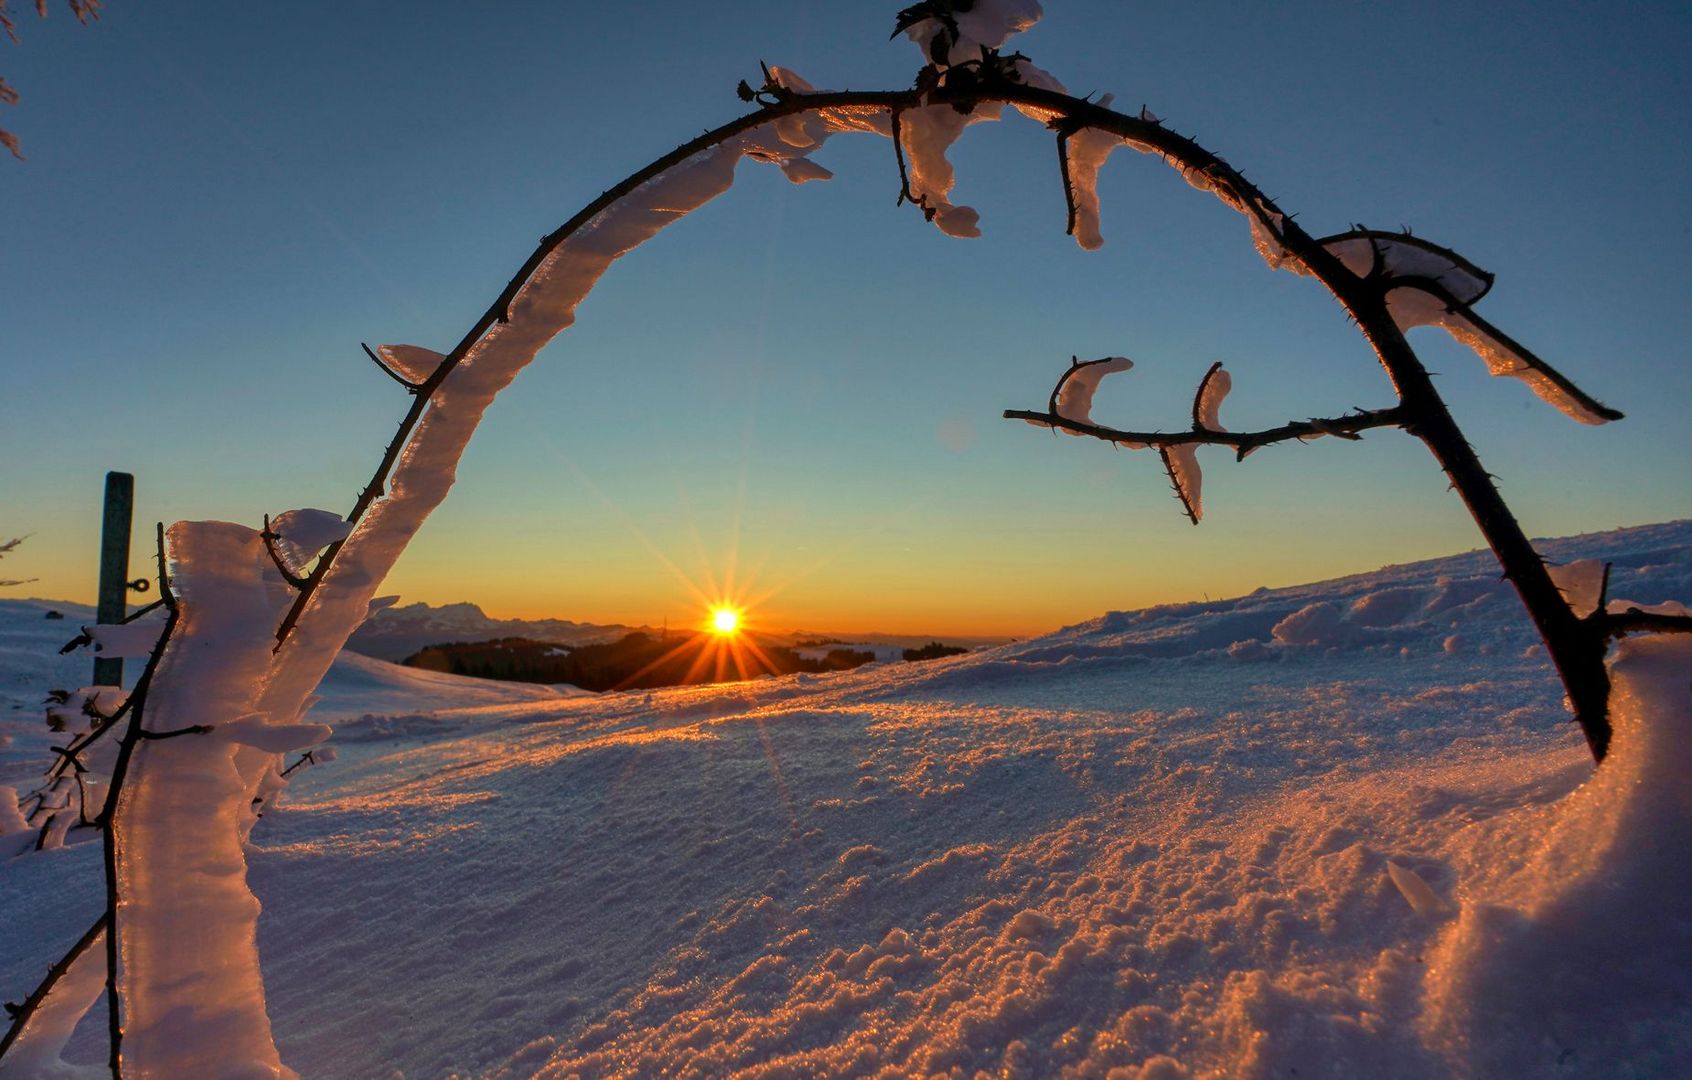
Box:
[1320,229,1623,425]
[1010,355,1402,522]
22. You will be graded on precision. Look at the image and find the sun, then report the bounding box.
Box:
[709,606,741,635]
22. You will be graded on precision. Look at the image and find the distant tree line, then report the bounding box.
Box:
[403,632,876,692]
[902,641,969,662]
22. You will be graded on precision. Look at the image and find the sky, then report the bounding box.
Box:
[2,1,1689,637]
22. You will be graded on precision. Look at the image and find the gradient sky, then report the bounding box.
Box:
[3,2,1689,636]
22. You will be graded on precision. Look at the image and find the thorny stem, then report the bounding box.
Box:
[99,523,178,1076]
[0,54,1659,1079]
[0,523,182,1075]
[1005,405,1404,459]
[360,343,425,393]
[0,915,107,1060]
[272,82,1626,756]
[1056,129,1077,237]
[260,515,310,591]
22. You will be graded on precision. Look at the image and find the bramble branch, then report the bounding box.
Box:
[1004,403,1405,459]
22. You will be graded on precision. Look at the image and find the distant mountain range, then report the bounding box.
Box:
[345,602,650,662]
[345,601,1018,663]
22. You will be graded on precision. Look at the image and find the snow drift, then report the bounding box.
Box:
[4,520,1688,1077]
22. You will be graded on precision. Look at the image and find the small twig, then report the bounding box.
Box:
[1191,360,1224,430]
[1056,128,1077,237]
[279,750,316,779]
[137,724,214,741]
[260,515,310,590]
[120,598,166,624]
[1005,403,1404,455]
[1157,447,1199,525]
[1601,609,1692,638]
[0,915,106,1060]
[360,343,425,394]
[890,107,923,213]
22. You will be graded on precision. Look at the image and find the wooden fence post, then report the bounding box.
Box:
[93,471,134,687]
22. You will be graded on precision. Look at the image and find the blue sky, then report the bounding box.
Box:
[3,2,1689,635]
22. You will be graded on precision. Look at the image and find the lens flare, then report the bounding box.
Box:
[710,607,741,634]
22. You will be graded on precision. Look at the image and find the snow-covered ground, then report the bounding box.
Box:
[2,521,1689,1078]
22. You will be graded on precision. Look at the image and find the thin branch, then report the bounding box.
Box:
[360,343,425,393]
[1056,128,1077,237]
[99,524,178,1074]
[120,598,166,624]
[136,724,213,741]
[890,107,912,206]
[0,915,106,1061]
[278,749,317,779]
[1191,360,1224,430]
[260,515,310,590]
[1157,447,1199,525]
[1005,403,1404,459]
[1601,608,1692,638]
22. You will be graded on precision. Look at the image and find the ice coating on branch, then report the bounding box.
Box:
[1164,444,1203,522]
[1324,233,1493,304]
[1385,292,1617,425]
[376,344,444,384]
[217,714,332,753]
[899,103,994,237]
[1054,356,1131,431]
[1607,598,1690,619]
[1248,207,1309,274]
[901,0,1044,68]
[1065,95,1122,251]
[81,620,162,658]
[0,927,108,1079]
[268,508,353,573]
[1548,559,1606,617]
[111,520,301,1078]
[1196,365,1231,432]
[759,68,844,184]
[365,594,401,619]
[45,685,125,731]
[891,3,1053,237]
[778,157,834,183]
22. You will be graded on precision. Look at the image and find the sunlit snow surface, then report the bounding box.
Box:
[3,521,1690,1078]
